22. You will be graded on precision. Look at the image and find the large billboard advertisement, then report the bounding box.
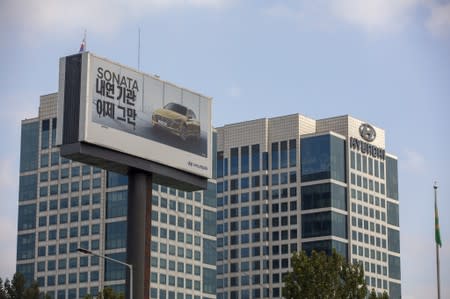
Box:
[57,52,212,179]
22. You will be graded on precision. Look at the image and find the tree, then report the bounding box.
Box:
[379,291,389,299]
[6,273,26,299]
[89,287,124,299]
[1,279,11,299]
[283,250,367,299]
[369,289,378,299]
[369,289,389,299]
[22,282,39,299]
[0,273,43,299]
[0,279,8,299]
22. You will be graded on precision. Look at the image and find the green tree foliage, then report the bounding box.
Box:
[22,282,39,299]
[0,273,47,299]
[379,291,389,299]
[369,288,389,299]
[85,287,124,299]
[283,250,368,299]
[5,273,26,299]
[0,279,8,299]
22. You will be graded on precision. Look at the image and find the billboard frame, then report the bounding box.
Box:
[57,52,211,191]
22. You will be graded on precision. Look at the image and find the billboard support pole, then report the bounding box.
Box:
[127,170,152,299]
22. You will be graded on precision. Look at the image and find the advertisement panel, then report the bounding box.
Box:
[58,52,212,179]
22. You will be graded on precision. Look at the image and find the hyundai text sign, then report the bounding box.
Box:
[57,52,212,181]
[350,123,384,160]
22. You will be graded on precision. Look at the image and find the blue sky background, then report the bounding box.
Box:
[1,1,449,298]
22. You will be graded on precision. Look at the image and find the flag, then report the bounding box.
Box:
[435,199,442,247]
[79,37,86,52]
[79,30,86,52]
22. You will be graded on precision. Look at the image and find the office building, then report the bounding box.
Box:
[16,93,217,299]
[215,114,400,299]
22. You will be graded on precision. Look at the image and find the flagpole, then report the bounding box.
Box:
[434,181,440,299]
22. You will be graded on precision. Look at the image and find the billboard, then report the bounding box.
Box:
[57,52,212,180]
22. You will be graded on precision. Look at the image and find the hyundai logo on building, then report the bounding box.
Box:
[359,123,376,142]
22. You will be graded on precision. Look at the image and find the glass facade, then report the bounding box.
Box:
[18,204,36,230]
[301,134,346,182]
[387,228,400,253]
[302,240,348,258]
[106,191,128,218]
[386,156,398,200]
[387,202,399,226]
[388,255,401,280]
[251,144,260,172]
[302,211,347,239]
[19,174,37,201]
[20,121,39,172]
[301,183,347,211]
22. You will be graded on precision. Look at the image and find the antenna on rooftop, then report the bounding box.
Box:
[138,27,141,71]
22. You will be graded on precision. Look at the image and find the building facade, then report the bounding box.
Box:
[215,114,400,298]
[16,93,217,299]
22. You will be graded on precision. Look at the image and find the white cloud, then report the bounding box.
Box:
[0,0,231,41]
[402,148,426,173]
[261,1,450,38]
[330,0,423,33]
[426,2,450,37]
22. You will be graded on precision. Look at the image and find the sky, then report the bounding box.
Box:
[0,0,449,298]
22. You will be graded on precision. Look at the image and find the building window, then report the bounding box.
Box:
[251,144,260,172]
[386,156,398,200]
[388,228,400,253]
[302,239,348,257]
[301,183,347,211]
[106,190,128,218]
[51,152,59,166]
[302,211,347,239]
[19,174,37,201]
[105,221,127,249]
[71,166,80,177]
[107,172,128,187]
[301,134,346,182]
[17,233,35,260]
[105,252,127,281]
[279,140,288,169]
[20,122,39,172]
[230,147,239,175]
[289,139,297,167]
[388,255,401,280]
[271,142,279,169]
[241,146,249,173]
[18,204,36,231]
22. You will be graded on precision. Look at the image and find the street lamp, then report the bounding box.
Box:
[77,248,133,299]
